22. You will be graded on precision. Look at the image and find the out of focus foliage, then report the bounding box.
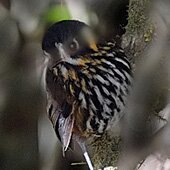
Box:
[1,0,170,170]
[43,5,71,23]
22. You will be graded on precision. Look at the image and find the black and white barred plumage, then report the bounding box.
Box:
[52,43,131,135]
[42,20,132,169]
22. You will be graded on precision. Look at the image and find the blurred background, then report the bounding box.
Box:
[1,0,170,170]
[0,0,129,170]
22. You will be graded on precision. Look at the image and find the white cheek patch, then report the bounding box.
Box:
[43,50,51,58]
[55,42,60,48]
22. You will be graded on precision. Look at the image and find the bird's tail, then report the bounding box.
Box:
[76,140,94,170]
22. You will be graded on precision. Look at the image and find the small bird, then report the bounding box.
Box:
[42,20,132,170]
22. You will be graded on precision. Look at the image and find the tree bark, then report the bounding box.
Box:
[91,0,170,169]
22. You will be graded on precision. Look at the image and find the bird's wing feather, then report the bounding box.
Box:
[46,68,75,153]
[57,102,78,154]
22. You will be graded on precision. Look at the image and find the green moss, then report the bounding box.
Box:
[122,0,155,60]
[126,0,151,35]
[90,133,121,169]
[143,24,154,42]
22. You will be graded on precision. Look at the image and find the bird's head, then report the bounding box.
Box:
[42,20,98,66]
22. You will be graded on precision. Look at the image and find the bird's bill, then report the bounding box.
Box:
[81,27,98,52]
[89,41,98,52]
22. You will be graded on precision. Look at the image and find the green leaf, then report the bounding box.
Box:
[43,5,71,23]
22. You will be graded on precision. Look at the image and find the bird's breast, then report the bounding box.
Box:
[52,50,132,136]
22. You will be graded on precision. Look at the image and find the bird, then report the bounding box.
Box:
[42,20,132,170]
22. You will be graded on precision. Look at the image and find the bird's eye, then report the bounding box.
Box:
[69,39,79,51]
